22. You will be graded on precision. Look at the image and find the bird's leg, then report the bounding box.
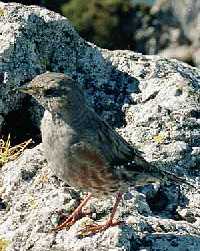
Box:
[107,192,123,224]
[79,192,123,236]
[53,192,92,231]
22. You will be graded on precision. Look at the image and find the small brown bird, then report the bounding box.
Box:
[16,72,193,235]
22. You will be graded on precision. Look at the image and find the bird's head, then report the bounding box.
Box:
[15,72,86,116]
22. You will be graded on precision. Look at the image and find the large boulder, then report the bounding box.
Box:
[154,0,200,67]
[170,0,200,66]
[0,2,200,251]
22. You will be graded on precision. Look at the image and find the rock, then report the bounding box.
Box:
[170,0,200,67]
[0,2,200,251]
[0,115,4,131]
[154,0,200,67]
[170,0,200,45]
[159,45,194,64]
[0,144,145,251]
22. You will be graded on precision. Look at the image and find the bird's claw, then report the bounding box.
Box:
[51,209,83,232]
[78,220,123,237]
[51,193,93,232]
[51,216,76,232]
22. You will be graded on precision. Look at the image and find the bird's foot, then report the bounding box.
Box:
[52,207,83,231]
[52,193,92,232]
[78,192,123,236]
[78,219,123,237]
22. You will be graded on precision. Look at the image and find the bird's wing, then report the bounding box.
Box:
[74,110,195,188]
[69,141,106,168]
[88,110,148,170]
[91,118,196,188]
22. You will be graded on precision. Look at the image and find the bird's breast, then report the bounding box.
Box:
[41,111,75,177]
[40,111,128,196]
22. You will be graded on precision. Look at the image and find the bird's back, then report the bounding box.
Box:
[41,106,159,196]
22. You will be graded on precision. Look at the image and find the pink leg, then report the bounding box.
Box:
[79,192,123,236]
[107,192,123,224]
[53,192,92,231]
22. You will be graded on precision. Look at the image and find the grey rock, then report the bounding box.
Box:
[170,0,200,45]
[171,0,200,67]
[154,0,200,67]
[1,145,200,251]
[0,114,4,131]
[0,2,200,251]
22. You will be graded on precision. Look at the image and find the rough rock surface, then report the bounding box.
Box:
[153,0,200,67]
[0,2,200,251]
[170,0,200,67]
[170,0,200,46]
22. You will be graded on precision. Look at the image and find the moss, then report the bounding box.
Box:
[153,132,167,144]
[0,238,10,251]
[0,8,5,17]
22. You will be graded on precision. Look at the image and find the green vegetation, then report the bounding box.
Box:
[61,0,134,49]
[10,0,149,50]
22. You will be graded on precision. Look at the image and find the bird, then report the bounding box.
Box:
[15,72,194,235]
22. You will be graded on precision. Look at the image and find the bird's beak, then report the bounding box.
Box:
[13,85,32,94]
[12,82,39,95]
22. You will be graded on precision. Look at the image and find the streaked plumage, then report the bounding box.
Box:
[16,72,193,234]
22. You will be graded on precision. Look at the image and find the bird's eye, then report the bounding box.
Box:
[43,88,63,97]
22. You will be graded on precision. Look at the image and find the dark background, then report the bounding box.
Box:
[1,0,163,51]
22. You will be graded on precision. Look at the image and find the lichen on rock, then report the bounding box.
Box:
[0,2,200,251]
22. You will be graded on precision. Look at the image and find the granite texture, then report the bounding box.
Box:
[0,2,200,251]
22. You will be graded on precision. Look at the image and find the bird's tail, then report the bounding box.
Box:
[159,169,196,188]
[133,155,195,188]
